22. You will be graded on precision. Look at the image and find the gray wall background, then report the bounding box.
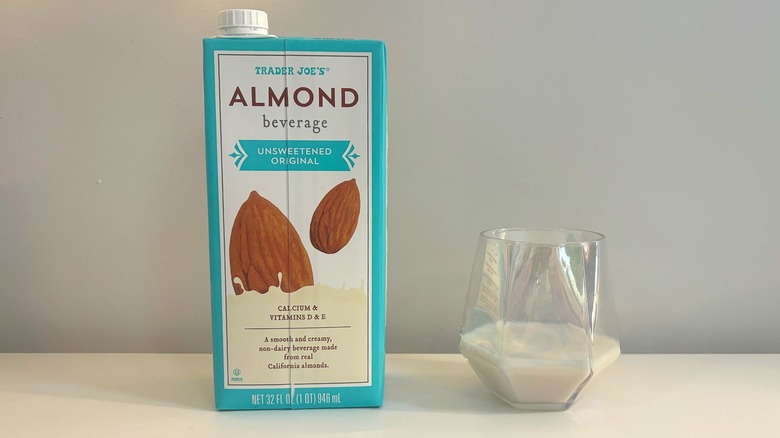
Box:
[2,0,779,353]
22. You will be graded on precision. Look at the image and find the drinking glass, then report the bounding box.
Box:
[460,228,620,411]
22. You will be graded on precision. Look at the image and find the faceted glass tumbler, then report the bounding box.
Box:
[459,228,620,411]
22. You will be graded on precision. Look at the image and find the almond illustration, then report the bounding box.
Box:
[310,179,361,254]
[229,191,313,294]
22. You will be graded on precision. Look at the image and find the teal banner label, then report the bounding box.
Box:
[229,140,359,171]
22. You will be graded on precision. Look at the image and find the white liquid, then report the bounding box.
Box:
[460,322,620,406]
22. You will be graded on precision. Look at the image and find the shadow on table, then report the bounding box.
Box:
[0,353,213,410]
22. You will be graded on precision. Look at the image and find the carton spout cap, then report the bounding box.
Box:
[218,9,272,36]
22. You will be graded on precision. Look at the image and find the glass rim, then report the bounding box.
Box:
[479,227,605,246]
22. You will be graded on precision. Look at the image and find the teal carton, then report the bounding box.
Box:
[203,10,386,410]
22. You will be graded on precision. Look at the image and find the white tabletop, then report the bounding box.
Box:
[1,353,778,437]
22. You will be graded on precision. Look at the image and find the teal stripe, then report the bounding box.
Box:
[215,386,382,410]
[203,39,225,402]
[369,41,388,404]
[232,140,357,171]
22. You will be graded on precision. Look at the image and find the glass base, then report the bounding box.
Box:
[495,395,573,411]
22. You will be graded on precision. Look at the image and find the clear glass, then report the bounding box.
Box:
[459,228,620,411]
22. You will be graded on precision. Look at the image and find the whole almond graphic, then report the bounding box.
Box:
[310,178,361,254]
[229,191,313,294]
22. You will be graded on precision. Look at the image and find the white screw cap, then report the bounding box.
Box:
[218,9,269,36]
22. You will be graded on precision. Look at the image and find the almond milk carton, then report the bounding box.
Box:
[203,9,387,410]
